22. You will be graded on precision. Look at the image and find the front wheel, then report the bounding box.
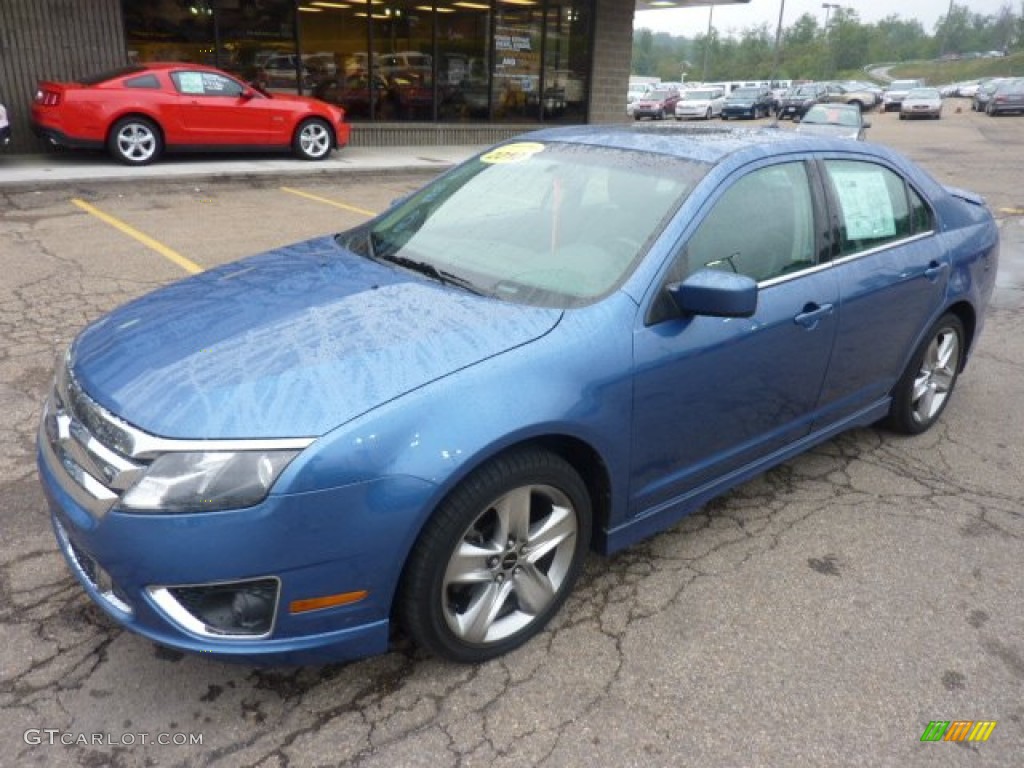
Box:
[398,448,592,663]
[108,117,162,165]
[885,314,965,435]
[293,118,333,160]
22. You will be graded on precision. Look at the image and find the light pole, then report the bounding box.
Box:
[770,0,786,87]
[939,0,957,58]
[822,3,840,78]
[702,4,715,83]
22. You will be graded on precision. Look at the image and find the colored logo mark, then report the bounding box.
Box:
[920,720,997,742]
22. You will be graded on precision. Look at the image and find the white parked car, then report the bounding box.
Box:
[674,87,726,120]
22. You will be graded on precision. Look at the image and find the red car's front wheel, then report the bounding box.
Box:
[293,118,333,161]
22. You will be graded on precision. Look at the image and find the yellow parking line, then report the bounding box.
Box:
[280,186,377,217]
[71,198,204,275]
[998,207,1024,215]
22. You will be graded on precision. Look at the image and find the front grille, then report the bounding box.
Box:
[41,357,146,518]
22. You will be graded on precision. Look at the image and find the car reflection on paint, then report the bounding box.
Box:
[38,125,998,666]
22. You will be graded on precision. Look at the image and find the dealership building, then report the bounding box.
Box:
[0,0,744,154]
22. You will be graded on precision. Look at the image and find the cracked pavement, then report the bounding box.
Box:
[2,109,1023,767]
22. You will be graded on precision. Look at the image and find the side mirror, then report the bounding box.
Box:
[862,119,872,129]
[240,88,257,100]
[667,268,758,318]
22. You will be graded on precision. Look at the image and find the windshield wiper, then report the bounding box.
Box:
[378,253,486,296]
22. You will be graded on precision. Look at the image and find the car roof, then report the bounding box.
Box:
[518,124,891,166]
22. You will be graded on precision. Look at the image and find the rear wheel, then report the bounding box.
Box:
[108,117,162,166]
[293,118,333,160]
[399,448,591,663]
[885,314,965,435]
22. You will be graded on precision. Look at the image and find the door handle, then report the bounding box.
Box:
[794,302,834,329]
[924,261,950,281]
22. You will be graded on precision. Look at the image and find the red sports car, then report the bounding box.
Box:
[31,63,350,165]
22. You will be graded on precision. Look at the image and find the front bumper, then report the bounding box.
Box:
[38,424,435,665]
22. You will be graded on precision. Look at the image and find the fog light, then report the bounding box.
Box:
[149,578,280,638]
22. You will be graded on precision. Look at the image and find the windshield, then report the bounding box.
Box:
[731,88,758,98]
[802,106,858,126]
[344,142,708,309]
[907,88,939,99]
[646,89,673,99]
[891,80,919,90]
[794,86,817,97]
[684,90,716,100]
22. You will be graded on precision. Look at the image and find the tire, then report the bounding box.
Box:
[293,118,333,160]
[108,117,162,166]
[885,314,965,435]
[398,447,592,663]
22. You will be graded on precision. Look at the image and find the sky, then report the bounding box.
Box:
[634,1,1015,39]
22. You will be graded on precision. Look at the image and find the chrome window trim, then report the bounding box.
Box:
[147,576,281,640]
[829,230,935,268]
[757,231,936,289]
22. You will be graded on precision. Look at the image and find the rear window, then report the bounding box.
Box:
[77,66,147,86]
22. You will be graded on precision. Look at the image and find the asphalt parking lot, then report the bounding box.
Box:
[2,102,1023,767]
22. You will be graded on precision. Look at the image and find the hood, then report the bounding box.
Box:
[71,236,561,439]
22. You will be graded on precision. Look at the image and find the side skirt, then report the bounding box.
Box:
[599,398,891,554]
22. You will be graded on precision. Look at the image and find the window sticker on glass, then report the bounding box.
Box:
[202,74,227,92]
[480,142,545,165]
[831,168,897,240]
[177,72,205,95]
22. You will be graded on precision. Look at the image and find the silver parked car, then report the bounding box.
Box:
[900,88,943,120]
[794,103,870,140]
[674,87,726,120]
[882,79,924,112]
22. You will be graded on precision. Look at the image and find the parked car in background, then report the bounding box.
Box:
[674,87,726,120]
[957,80,982,98]
[824,81,880,111]
[255,53,316,91]
[31,63,350,165]
[626,80,655,116]
[900,87,943,120]
[0,101,10,147]
[38,125,998,666]
[986,78,1024,116]
[882,79,924,111]
[632,86,680,120]
[720,86,773,119]
[794,103,869,140]
[973,78,1008,112]
[777,82,829,119]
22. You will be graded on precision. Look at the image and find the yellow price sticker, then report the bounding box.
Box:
[480,142,546,164]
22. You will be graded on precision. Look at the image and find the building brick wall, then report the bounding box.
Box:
[589,0,633,124]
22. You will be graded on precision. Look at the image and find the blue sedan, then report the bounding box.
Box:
[38,125,999,665]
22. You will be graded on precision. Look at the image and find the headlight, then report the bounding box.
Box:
[119,451,299,513]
